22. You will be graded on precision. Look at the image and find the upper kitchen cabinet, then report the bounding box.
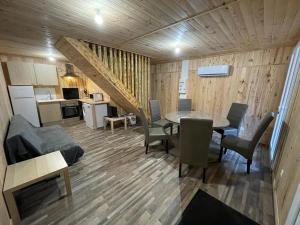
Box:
[7,61,37,85]
[34,64,58,85]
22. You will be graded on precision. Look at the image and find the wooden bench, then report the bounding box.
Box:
[3,151,72,225]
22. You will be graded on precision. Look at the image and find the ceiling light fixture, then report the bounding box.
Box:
[94,9,103,25]
[174,47,181,55]
[48,56,56,62]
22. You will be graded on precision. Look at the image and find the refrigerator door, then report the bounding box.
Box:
[83,103,93,129]
[8,85,35,98]
[8,86,40,127]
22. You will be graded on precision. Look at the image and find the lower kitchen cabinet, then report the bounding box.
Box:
[38,102,62,124]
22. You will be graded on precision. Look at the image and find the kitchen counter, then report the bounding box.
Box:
[37,99,68,104]
[37,98,109,105]
[79,99,109,105]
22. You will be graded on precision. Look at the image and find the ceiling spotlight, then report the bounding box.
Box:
[174,47,181,55]
[48,56,56,62]
[95,9,103,25]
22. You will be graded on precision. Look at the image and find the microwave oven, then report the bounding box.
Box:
[90,93,103,101]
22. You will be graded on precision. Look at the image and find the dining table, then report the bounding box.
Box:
[165,111,230,129]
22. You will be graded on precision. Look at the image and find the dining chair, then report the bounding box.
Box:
[215,103,248,139]
[219,112,275,174]
[139,107,170,154]
[178,99,192,111]
[149,99,173,133]
[179,118,213,183]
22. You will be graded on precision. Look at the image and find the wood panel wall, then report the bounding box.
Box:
[151,62,181,116]
[0,63,12,225]
[151,47,293,143]
[83,41,151,113]
[272,49,300,225]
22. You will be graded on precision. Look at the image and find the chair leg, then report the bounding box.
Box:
[170,125,173,135]
[179,162,182,177]
[161,140,164,145]
[202,168,206,183]
[145,144,149,154]
[165,139,169,154]
[218,146,224,162]
[224,148,227,154]
[247,159,252,174]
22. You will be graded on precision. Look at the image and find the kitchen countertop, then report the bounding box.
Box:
[37,98,109,105]
[79,98,110,105]
[37,99,68,104]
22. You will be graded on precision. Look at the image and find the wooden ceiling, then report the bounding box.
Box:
[0,0,300,63]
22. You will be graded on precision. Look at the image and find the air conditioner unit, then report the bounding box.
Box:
[197,65,231,77]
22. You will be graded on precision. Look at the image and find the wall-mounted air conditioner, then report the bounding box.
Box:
[197,65,231,77]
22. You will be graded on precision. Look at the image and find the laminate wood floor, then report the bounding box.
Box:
[17,122,274,225]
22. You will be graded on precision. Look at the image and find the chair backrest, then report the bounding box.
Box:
[250,112,275,151]
[149,100,162,122]
[179,118,213,168]
[227,103,248,130]
[178,99,192,111]
[139,108,149,143]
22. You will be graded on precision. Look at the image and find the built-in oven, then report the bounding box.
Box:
[61,101,80,119]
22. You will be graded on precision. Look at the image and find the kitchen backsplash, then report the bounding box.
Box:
[34,88,57,100]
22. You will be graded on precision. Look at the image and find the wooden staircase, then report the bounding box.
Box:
[55,37,141,115]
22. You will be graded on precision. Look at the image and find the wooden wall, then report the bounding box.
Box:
[151,47,293,143]
[151,62,181,116]
[84,41,151,113]
[272,49,300,225]
[0,62,12,225]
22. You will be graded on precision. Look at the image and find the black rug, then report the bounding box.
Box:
[177,189,260,225]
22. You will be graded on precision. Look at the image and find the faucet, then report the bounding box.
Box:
[48,88,52,100]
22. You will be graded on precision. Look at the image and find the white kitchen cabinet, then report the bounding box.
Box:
[83,103,107,129]
[7,61,37,85]
[34,63,58,85]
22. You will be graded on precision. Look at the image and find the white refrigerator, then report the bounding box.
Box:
[8,85,40,127]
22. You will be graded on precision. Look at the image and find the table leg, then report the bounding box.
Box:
[103,118,107,130]
[124,118,127,130]
[63,169,72,195]
[4,191,21,225]
[111,120,114,132]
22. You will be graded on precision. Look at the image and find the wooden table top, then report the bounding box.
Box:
[3,151,67,192]
[165,111,230,129]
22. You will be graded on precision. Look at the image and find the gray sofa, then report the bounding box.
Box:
[5,115,84,165]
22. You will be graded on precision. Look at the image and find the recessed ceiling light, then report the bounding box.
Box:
[48,56,56,62]
[95,10,103,25]
[174,47,181,55]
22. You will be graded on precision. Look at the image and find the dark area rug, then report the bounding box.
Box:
[177,189,260,225]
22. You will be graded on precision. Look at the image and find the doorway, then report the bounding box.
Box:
[270,41,300,164]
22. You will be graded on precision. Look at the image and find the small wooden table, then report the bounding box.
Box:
[165,111,230,129]
[3,151,72,225]
[104,116,127,132]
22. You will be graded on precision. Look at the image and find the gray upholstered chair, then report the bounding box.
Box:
[178,99,192,111]
[139,108,170,154]
[149,99,173,133]
[179,118,213,182]
[219,112,275,174]
[215,103,248,139]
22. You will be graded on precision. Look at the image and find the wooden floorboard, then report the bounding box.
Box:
[17,122,274,225]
